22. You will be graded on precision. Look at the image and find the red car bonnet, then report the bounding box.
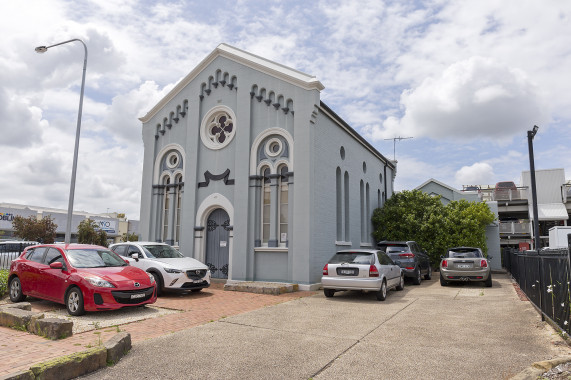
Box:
[76,266,151,283]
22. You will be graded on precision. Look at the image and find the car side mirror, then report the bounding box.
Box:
[130,253,139,261]
[50,262,63,270]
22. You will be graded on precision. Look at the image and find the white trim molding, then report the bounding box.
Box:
[250,127,294,175]
[140,43,324,123]
[200,105,237,150]
[153,144,186,184]
[194,193,234,278]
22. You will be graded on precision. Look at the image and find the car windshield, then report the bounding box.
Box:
[142,245,184,259]
[328,252,373,265]
[66,249,127,268]
[447,249,482,258]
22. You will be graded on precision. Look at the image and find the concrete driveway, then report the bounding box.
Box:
[81,273,570,380]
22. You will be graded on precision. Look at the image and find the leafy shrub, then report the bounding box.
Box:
[0,269,8,298]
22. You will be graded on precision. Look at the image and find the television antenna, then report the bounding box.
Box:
[384,136,413,160]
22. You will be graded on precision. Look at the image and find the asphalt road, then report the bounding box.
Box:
[81,273,570,380]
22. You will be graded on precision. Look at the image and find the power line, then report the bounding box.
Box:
[383,136,413,160]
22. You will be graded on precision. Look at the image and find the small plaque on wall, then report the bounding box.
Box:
[280,233,287,242]
[220,241,227,248]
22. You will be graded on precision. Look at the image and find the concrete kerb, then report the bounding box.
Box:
[0,332,132,380]
[224,281,299,295]
[0,303,72,340]
[510,355,571,380]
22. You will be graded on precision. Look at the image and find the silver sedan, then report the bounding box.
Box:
[321,249,404,301]
[439,247,492,287]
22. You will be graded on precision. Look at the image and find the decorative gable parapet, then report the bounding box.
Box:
[250,85,294,115]
[154,99,189,140]
[199,70,238,101]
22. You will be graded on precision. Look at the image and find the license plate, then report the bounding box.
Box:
[340,269,355,275]
[457,264,472,269]
[130,293,145,299]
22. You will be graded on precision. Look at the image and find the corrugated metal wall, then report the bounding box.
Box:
[521,168,565,204]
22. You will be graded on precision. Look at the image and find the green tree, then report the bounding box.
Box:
[372,190,445,264]
[12,215,58,243]
[77,219,108,247]
[441,199,496,255]
[372,190,496,266]
[121,232,139,242]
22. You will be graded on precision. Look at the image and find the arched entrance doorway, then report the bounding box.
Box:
[205,208,230,279]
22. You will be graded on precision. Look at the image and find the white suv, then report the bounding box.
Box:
[109,242,211,296]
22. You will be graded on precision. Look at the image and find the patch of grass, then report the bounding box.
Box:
[0,269,9,298]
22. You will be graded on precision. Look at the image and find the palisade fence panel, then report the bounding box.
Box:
[0,243,29,269]
[503,248,571,335]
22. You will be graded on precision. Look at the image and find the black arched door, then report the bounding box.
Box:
[205,208,230,279]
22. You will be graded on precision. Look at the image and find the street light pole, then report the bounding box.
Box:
[35,39,88,244]
[527,125,541,251]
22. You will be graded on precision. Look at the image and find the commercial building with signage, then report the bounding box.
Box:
[0,203,139,243]
[139,44,396,289]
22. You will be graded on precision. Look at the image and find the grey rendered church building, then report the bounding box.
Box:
[139,44,396,290]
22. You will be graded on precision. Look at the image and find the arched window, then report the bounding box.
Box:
[153,147,184,244]
[360,180,365,242]
[344,171,350,242]
[261,167,271,244]
[336,167,342,241]
[366,183,370,241]
[278,165,289,244]
[175,174,183,245]
[162,176,171,242]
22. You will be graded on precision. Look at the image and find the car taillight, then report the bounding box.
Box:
[405,267,415,270]
[323,264,329,276]
[481,260,488,268]
[399,253,415,258]
[369,265,379,277]
[442,260,448,268]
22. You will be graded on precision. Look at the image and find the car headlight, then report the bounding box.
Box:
[85,276,115,288]
[164,268,183,274]
[147,272,156,284]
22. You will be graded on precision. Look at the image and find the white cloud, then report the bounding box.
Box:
[455,162,495,186]
[365,57,548,143]
[0,89,45,147]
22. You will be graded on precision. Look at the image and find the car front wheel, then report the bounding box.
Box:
[151,272,163,296]
[376,281,387,301]
[9,277,26,302]
[66,287,85,316]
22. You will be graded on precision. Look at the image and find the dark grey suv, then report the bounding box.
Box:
[377,241,432,285]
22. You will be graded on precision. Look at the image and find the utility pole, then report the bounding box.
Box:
[384,136,413,160]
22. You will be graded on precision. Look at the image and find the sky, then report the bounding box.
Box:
[1,0,570,220]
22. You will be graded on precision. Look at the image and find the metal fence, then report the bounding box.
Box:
[0,242,35,269]
[503,247,571,334]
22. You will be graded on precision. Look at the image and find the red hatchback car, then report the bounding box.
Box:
[8,244,157,316]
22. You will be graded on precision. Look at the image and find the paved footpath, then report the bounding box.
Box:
[0,283,314,377]
[79,274,571,380]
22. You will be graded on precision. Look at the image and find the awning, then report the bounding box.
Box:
[529,203,569,221]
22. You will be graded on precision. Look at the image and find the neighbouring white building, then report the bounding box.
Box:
[0,202,139,243]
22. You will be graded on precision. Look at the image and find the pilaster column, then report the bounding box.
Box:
[268,173,281,247]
